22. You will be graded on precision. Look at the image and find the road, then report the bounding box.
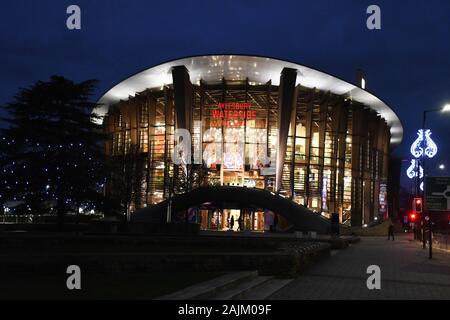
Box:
[270,234,450,300]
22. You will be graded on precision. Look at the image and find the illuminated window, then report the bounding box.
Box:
[139,130,148,152]
[124,130,131,154]
[140,104,148,126]
[116,132,123,154]
[311,197,319,209]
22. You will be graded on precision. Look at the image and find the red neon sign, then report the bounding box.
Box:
[211,102,256,127]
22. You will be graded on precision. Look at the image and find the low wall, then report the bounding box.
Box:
[0,234,331,277]
[0,243,330,277]
[340,220,390,236]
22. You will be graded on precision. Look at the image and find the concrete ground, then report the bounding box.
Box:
[270,234,450,300]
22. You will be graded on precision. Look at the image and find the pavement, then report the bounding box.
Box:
[270,234,450,300]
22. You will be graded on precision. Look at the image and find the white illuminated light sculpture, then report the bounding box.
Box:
[406,159,423,179]
[407,129,438,192]
[423,129,438,158]
[410,129,424,158]
[410,129,438,159]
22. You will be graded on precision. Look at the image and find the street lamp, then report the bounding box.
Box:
[421,103,450,259]
[421,104,450,192]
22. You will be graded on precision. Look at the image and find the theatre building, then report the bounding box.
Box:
[97,55,403,231]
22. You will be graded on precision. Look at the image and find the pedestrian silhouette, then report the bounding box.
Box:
[237,215,242,231]
[230,216,235,231]
[387,220,395,241]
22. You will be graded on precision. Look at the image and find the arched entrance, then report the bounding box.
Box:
[132,186,331,233]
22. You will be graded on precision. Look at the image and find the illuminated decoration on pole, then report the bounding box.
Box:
[423,129,438,158]
[407,129,438,192]
[410,129,437,159]
[410,129,425,158]
[406,159,423,179]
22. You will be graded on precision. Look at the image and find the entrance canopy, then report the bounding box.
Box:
[131,186,331,233]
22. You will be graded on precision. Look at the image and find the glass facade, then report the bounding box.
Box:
[104,77,391,227]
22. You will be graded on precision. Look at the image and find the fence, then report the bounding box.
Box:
[433,231,450,252]
[0,214,104,225]
[0,215,34,224]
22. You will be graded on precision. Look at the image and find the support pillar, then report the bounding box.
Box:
[275,68,298,193]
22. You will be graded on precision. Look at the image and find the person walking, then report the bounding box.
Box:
[230,215,235,231]
[387,219,395,241]
[237,215,242,231]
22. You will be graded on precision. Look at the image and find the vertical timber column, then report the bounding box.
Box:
[275,68,298,193]
[360,109,370,225]
[351,105,363,227]
[147,93,156,205]
[289,87,299,198]
[163,87,170,198]
[317,98,328,212]
[304,100,313,206]
[266,80,272,178]
[221,78,226,185]
[382,121,391,218]
[130,99,138,146]
[199,80,205,166]
[369,113,380,221]
[131,97,141,210]
[375,120,385,196]
[380,120,389,183]
[336,102,349,220]
[329,103,340,213]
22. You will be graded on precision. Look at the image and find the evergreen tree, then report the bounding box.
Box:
[0,76,106,226]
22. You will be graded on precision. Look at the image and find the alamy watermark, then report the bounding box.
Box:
[64,5,381,31]
[66,265,82,290]
[66,5,81,30]
[367,5,381,30]
[366,265,381,290]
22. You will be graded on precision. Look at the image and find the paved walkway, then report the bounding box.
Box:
[270,234,450,300]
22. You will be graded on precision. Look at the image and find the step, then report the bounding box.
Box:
[237,278,294,300]
[211,276,273,300]
[156,271,258,300]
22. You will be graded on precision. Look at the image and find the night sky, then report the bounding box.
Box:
[1,0,449,188]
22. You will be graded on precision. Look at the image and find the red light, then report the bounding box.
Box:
[413,198,423,213]
[409,213,417,222]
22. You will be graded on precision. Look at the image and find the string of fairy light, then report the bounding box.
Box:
[1,136,105,213]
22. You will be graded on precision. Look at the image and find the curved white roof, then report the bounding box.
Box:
[96,55,403,145]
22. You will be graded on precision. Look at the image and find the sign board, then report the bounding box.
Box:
[379,182,388,215]
[425,176,450,211]
[211,103,256,127]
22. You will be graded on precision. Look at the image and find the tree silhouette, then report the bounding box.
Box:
[0,76,106,228]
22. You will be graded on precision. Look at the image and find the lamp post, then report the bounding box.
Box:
[421,104,450,258]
